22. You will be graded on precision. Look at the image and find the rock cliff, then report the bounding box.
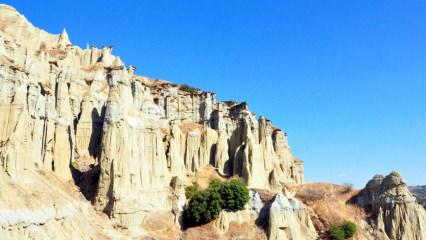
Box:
[2,4,424,240]
[0,3,307,238]
[357,172,426,240]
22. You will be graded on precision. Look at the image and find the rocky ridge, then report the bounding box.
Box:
[0,4,311,239]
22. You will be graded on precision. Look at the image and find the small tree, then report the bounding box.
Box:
[183,178,250,227]
[342,183,354,193]
[183,188,222,226]
[185,182,200,199]
[208,179,223,192]
[220,179,250,211]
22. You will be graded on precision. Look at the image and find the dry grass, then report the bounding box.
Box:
[191,165,224,189]
[48,48,67,59]
[295,183,372,239]
[252,188,276,203]
[224,222,267,240]
[81,62,105,72]
[141,212,181,240]
[179,122,203,134]
[182,221,221,240]
[182,213,267,240]
[135,75,170,87]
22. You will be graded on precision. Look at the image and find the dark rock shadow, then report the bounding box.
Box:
[255,195,275,231]
[88,107,104,157]
[71,164,100,202]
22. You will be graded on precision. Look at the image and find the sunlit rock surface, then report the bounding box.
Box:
[357,172,426,240]
[0,3,305,236]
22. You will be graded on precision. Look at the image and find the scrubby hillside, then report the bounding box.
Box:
[292,183,376,239]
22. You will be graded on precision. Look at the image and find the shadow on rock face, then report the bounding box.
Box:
[71,164,100,202]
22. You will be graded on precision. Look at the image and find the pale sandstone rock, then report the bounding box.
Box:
[213,189,317,240]
[215,130,230,175]
[0,170,125,240]
[213,210,256,233]
[0,3,307,237]
[357,171,426,240]
[268,193,317,240]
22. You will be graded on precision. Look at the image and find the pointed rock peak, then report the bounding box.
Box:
[62,28,67,35]
[365,174,384,191]
[128,65,136,71]
[382,170,405,189]
[58,28,71,45]
[112,56,123,67]
[127,65,136,75]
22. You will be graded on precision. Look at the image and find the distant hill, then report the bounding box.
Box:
[409,186,426,209]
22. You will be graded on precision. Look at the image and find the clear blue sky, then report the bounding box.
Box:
[5,1,425,187]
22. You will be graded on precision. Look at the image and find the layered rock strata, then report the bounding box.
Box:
[357,172,426,240]
[0,3,304,230]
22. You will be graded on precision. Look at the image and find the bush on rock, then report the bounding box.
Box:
[183,178,250,227]
[220,179,250,211]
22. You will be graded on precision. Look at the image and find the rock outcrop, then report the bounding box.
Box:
[0,3,304,230]
[209,189,317,240]
[0,170,125,239]
[268,193,317,240]
[409,186,426,209]
[357,172,426,240]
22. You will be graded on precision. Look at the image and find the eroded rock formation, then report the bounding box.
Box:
[0,3,304,234]
[1,4,425,240]
[357,172,426,240]
[268,192,317,240]
[0,170,125,239]
[208,189,317,240]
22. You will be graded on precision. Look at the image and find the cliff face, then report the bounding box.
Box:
[357,172,426,240]
[3,4,423,240]
[0,3,306,237]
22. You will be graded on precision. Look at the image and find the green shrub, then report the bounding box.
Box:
[183,178,250,227]
[180,84,199,94]
[341,221,356,238]
[328,221,356,240]
[329,224,345,240]
[220,179,250,211]
[185,182,200,199]
[183,185,222,226]
[208,179,223,192]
